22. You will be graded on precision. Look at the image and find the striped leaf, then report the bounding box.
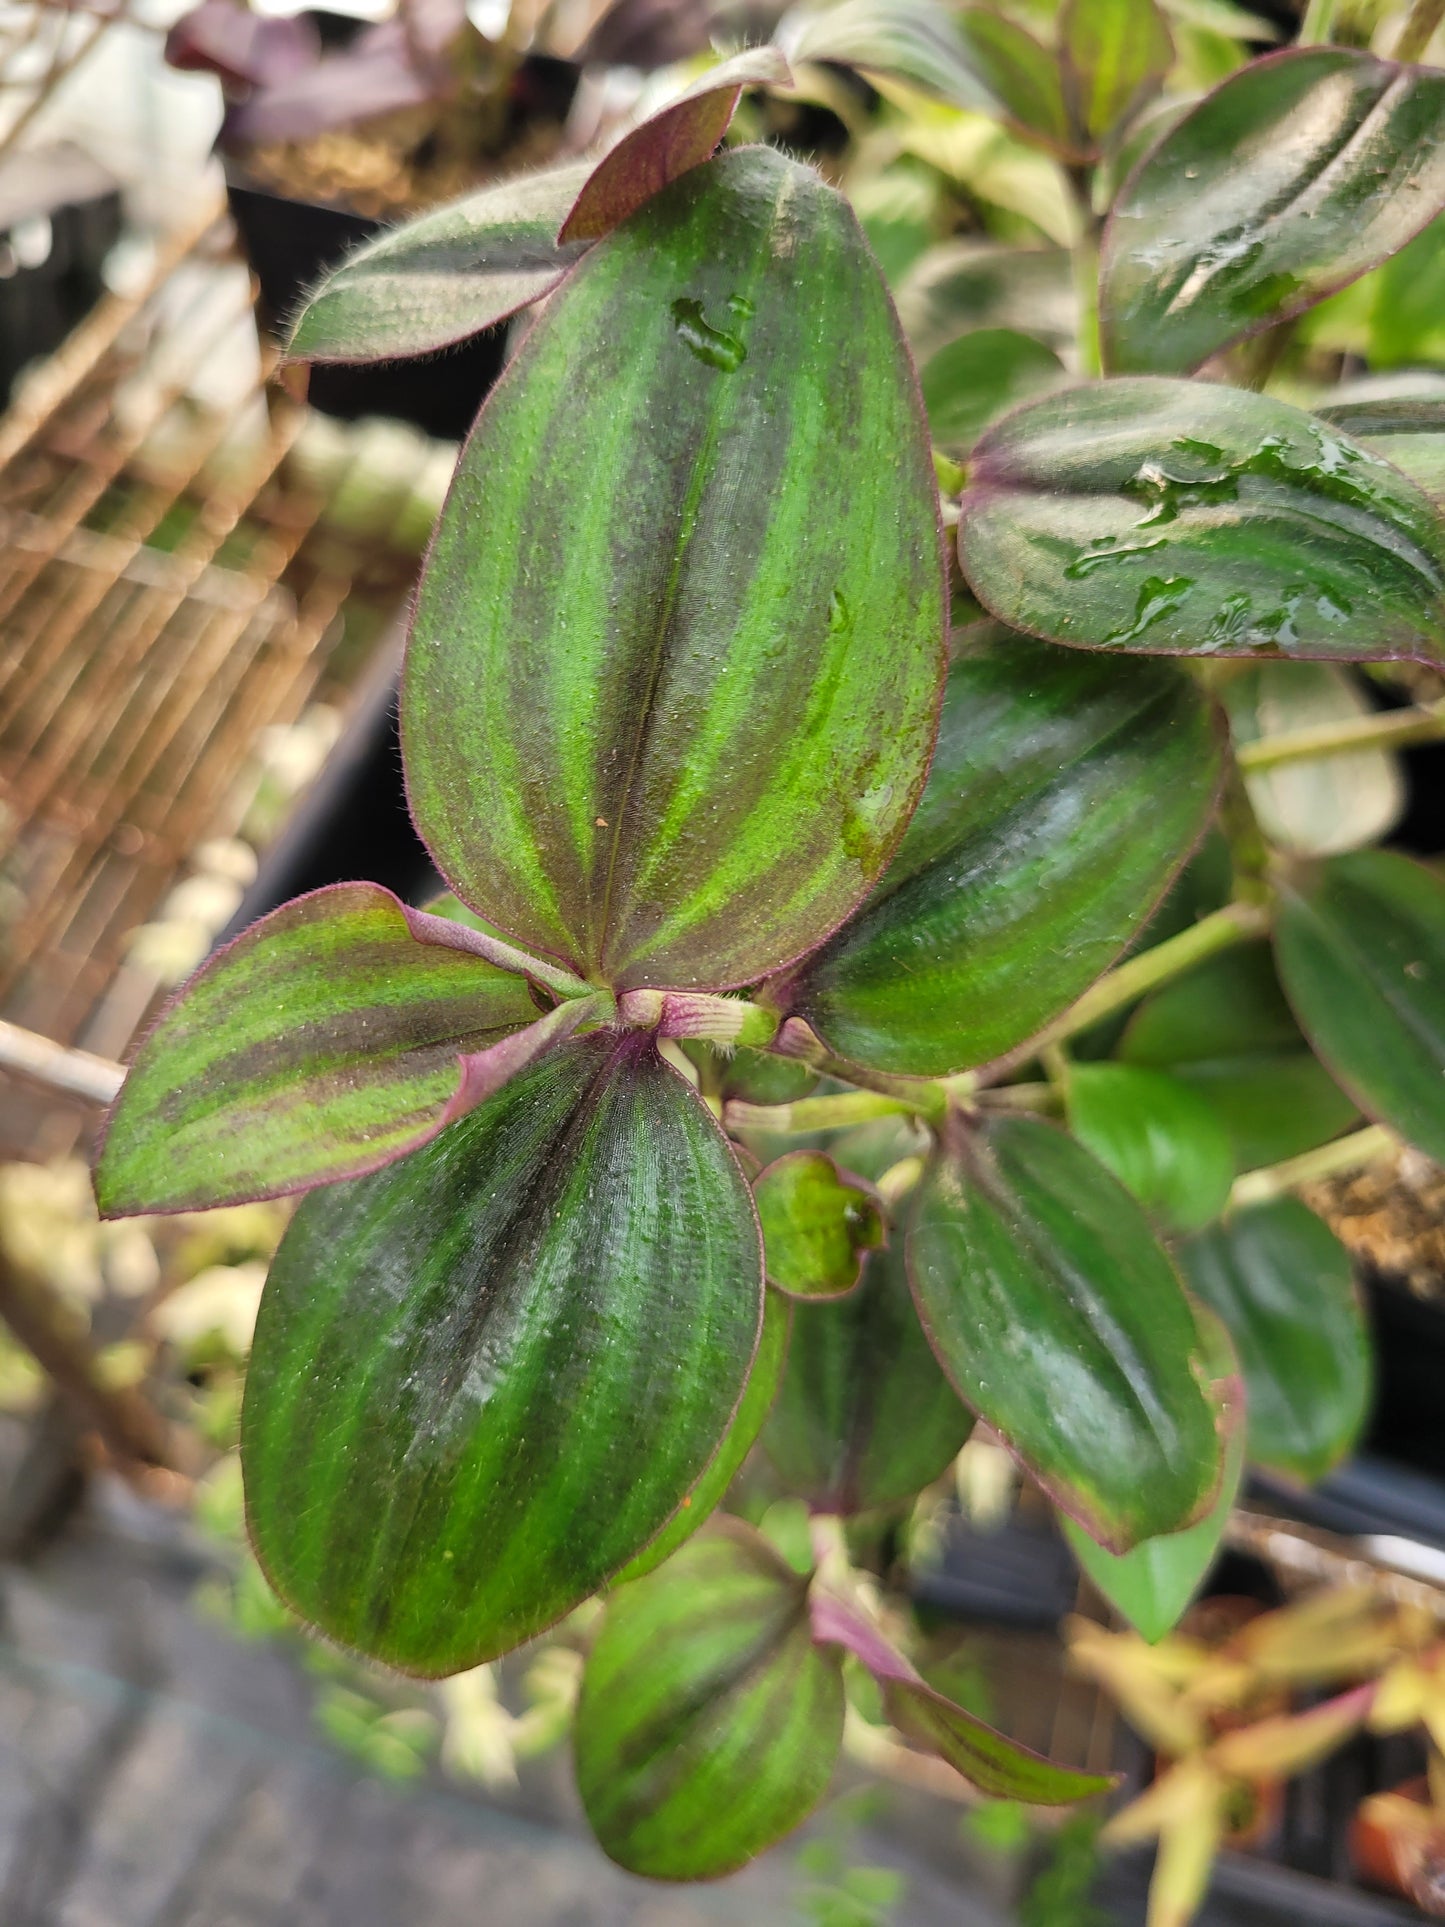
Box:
[95,884,541,1216]
[1316,398,1445,509]
[575,1524,844,1878]
[909,1115,1221,1550]
[781,630,1220,1075]
[1100,50,1445,375]
[558,47,792,243]
[242,1031,763,1674]
[754,1151,883,1298]
[764,1239,973,1513]
[958,379,1445,663]
[1275,850,1445,1165]
[404,144,946,992]
[286,163,591,364]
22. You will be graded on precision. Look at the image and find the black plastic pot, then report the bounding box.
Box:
[0,142,121,406]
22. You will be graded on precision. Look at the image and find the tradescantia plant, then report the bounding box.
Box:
[95,0,1445,1888]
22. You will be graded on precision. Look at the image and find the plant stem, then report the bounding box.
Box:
[0,1253,174,1470]
[976,1080,1062,1113]
[1237,700,1445,772]
[1064,164,1102,377]
[1025,900,1271,1058]
[1229,1123,1397,1209]
[772,1022,951,1122]
[0,1018,122,1106]
[1396,0,1445,60]
[725,1091,916,1135]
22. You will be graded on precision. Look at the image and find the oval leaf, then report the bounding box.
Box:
[559,47,792,243]
[1275,849,1445,1165]
[1067,1061,1235,1235]
[1061,0,1173,148]
[755,1152,884,1298]
[920,327,1063,455]
[908,1115,1222,1550]
[958,378,1445,663]
[1180,1198,1370,1483]
[242,1031,763,1674]
[620,1291,790,1582]
[780,0,999,114]
[287,162,591,364]
[1227,662,1405,857]
[955,9,1074,152]
[575,1525,844,1879]
[1100,49,1445,375]
[1061,1308,1245,1641]
[764,1239,974,1512]
[95,883,540,1216]
[1317,397,1445,509]
[405,145,946,992]
[783,629,1221,1076]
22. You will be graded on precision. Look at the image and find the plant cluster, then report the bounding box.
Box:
[97,0,1445,1888]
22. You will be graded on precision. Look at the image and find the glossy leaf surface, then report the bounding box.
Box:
[1180,1199,1369,1483]
[287,162,590,363]
[909,1116,1221,1550]
[1227,662,1404,857]
[958,379,1445,663]
[1067,1062,1235,1235]
[754,1152,883,1298]
[1061,1310,1244,1640]
[785,630,1220,1075]
[575,1526,843,1878]
[810,1593,1115,1802]
[920,328,1063,455]
[1317,398,1445,508]
[619,1292,790,1583]
[558,47,792,243]
[1121,942,1358,1169]
[1100,50,1445,375]
[406,146,945,992]
[1060,0,1173,147]
[1275,850,1445,1165]
[243,1032,762,1675]
[95,884,539,1216]
[764,1240,973,1512]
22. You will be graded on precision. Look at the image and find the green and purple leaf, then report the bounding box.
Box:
[1275,849,1445,1164]
[953,10,1074,152]
[810,1591,1114,1802]
[908,1115,1222,1550]
[575,1524,844,1879]
[779,0,999,114]
[286,162,592,365]
[1060,0,1173,149]
[558,46,792,243]
[1121,942,1359,1170]
[1100,49,1445,375]
[958,379,1445,663]
[1180,1198,1370,1484]
[619,1291,790,1583]
[780,629,1221,1076]
[95,883,545,1216]
[754,1151,884,1298]
[1316,397,1445,509]
[242,1030,763,1675]
[764,1239,974,1512]
[1060,1308,1245,1641]
[405,144,946,992]
[1067,1061,1236,1235]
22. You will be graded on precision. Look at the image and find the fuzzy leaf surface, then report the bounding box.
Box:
[909,1115,1221,1550]
[287,162,591,364]
[405,145,945,991]
[1275,850,1445,1165]
[764,1239,973,1512]
[559,47,792,242]
[575,1525,843,1878]
[1100,49,1445,374]
[958,378,1445,663]
[1180,1198,1369,1483]
[785,630,1220,1075]
[242,1031,762,1675]
[755,1152,883,1298]
[1061,1309,1244,1640]
[95,884,540,1215]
